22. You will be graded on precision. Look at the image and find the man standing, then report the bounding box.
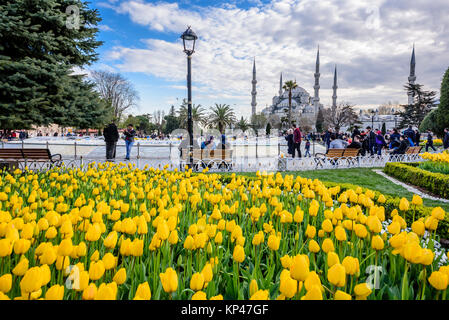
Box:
[124,124,136,160]
[293,125,302,158]
[352,126,361,140]
[425,130,437,152]
[366,127,376,156]
[404,125,416,146]
[103,121,119,161]
[444,128,449,150]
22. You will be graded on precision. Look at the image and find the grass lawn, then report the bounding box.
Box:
[229,168,449,211]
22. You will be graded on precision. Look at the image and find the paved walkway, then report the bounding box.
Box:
[372,169,449,203]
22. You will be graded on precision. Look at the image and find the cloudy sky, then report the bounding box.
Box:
[88,0,449,118]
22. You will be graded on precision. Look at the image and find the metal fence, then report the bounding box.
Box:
[0,139,324,160]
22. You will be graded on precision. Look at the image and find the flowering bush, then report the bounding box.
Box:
[0,164,448,300]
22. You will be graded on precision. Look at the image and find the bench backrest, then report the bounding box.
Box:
[326,149,345,158]
[22,149,52,160]
[0,149,24,159]
[343,148,360,157]
[209,149,233,160]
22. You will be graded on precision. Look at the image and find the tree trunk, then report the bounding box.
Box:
[288,90,292,127]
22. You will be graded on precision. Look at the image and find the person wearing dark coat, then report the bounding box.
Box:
[392,135,410,155]
[285,129,294,157]
[403,125,416,146]
[444,128,449,150]
[425,130,437,152]
[103,121,119,160]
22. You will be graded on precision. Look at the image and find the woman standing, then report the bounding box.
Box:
[285,129,294,157]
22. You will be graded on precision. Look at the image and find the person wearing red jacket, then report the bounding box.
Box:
[293,125,302,158]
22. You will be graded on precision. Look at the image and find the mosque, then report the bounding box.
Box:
[250,45,419,131]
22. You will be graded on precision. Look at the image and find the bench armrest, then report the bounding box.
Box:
[50,153,62,161]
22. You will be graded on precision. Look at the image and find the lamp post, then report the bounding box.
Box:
[181,26,198,170]
[370,110,375,129]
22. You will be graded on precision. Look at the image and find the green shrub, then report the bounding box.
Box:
[384,162,449,199]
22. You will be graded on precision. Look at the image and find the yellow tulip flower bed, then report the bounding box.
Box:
[0,163,448,300]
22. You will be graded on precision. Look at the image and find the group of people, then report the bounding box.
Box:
[322,125,449,156]
[103,121,136,161]
[1,130,29,140]
[284,125,312,158]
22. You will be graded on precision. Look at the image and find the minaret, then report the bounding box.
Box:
[251,57,257,117]
[408,45,416,105]
[279,72,283,96]
[313,46,320,113]
[332,65,338,108]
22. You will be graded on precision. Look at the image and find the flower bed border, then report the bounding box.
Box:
[384,162,449,200]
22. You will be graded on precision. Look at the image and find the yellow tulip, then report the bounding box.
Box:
[300,285,322,300]
[249,279,258,297]
[250,289,269,300]
[428,271,448,290]
[160,267,178,293]
[190,272,205,291]
[20,266,43,294]
[232,245,245,263]
[327,252,340,268]
[113,268,127,285]
[12,257,29,276]
[371,235,384,250]
[290,255,309,281]
[279,272,298,298]
[334,290,352,300]
[308,240,320,253]
[322,238,335,253]
[134,282,151,300]
[399,198,409,211]
[45,285,64,300]
[267,234,280,251]
[354,283,372,298]
[89,261,105,281]
[82,283,97,300]
[191,291,207,300]
[328,263,346,287]
[0,274,12,293]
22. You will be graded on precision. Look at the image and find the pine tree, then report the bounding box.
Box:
[315,108,324,132]
[436,67,449,135]
[399,83,436,129]
[0,0,103,130]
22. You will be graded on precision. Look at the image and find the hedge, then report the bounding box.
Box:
[219,174,449,240]
[384,162,449,199]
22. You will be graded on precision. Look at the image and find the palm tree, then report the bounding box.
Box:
[207,104,236,133]
[283,80,298,127]
[178,99,207,129]
[236,116,249,133]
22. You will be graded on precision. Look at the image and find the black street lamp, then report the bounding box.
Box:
[181,26,198,170]
[370,110,376,129]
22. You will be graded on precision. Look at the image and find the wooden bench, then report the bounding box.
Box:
[405,146,422,154]
[314,148,361,168]
[181,148,233,170]
[0,148,62,171]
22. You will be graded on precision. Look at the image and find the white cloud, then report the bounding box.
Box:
[98,24,113,31]
[103,0,449,117]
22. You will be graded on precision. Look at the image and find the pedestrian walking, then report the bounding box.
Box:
[304,139,311,157]
[124,124,136,160]
[103,121,119,161]
[425,130,437,152]
[293,125,302,158]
